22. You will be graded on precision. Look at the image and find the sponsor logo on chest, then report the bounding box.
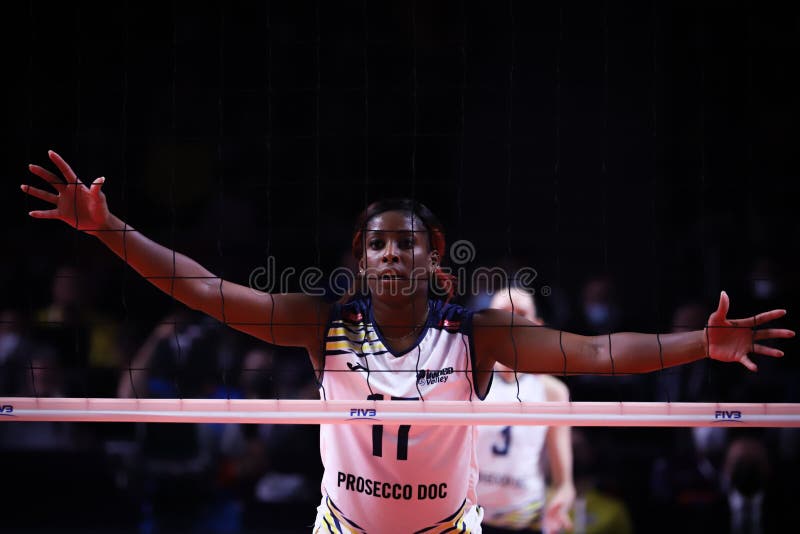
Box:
[417,367,455,386]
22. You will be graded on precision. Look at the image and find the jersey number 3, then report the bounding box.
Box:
[368,394,418,460]
[492,426,512,456]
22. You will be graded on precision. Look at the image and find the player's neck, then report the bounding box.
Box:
[371,293,429,336]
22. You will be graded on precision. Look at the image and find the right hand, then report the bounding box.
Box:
[22,150,110,232]
[542,483,575,533]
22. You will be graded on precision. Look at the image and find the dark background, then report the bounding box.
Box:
[0,1,798,532]
[2,0,799,327]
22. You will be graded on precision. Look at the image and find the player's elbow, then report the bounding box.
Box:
[574,337,611,374]
[190,277,223,315]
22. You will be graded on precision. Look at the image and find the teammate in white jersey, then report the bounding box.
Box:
[478,288,574,534]
[21,151,795,533]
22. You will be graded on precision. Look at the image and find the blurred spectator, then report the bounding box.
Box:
[19,344,66,398]
[34,264,121,396]
[117,308,225,400]
[577,274,622,335]
[568,274,646,401]
[648,423,728,533]
[245,347,323,530]
[655,301,708,402]
[0,345,90,451]
[116,309,241,533]
[115,311,321,533]
[720,434,788,534]
[744,257,784,312]
[730,256,793,407]
[0,308,35,395]
[238,346,277,400]
[566,428,633,534]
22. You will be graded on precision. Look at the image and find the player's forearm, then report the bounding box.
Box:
[90,213,217,310]
[547,425,574,489]
[590,330,707,374]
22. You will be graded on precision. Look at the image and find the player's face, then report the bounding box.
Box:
[361,210,435,298]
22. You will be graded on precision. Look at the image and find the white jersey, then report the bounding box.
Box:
[476,373,548,529]
[314,296,485,533]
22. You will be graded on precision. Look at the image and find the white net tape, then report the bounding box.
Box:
[2,398,799,427]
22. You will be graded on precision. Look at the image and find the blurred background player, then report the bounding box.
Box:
[478,287,575,533]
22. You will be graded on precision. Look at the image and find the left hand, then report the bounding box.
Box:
[706,291,794,371]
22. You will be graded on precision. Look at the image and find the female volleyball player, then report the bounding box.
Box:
[22,150,794,533]
[477,288,574,534]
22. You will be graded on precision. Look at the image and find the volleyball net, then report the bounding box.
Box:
[2,397,800,427]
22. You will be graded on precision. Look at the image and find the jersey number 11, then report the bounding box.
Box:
[367,394,418,460]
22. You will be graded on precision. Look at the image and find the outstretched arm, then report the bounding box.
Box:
[473,291,793,376]
[22,151,329,351]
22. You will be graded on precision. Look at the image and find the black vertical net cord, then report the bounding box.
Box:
[314,0,324,389]
[217,5,230,399]
[696,6,714,394]
[168,0,183,400]
[121,0,136,399]
[362,0,370,213]
[651,0,666,400]
[601,1,618,394]
[457,1,474,403]
[457,0,466,248]
[264,3,283,400]
[409,2,418,224]
[554,6,568,379]
[265,2,277,356]
[745,5,758,361]
[355,0,369,402]
[744,4,754,263]
[505,0,522,403]
[24,0,38,398]
[72,4,85,397]
[410,1,424,402]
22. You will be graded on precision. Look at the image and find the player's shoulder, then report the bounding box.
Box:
[540,374,570,401]
[429,299,474,335]
[470,306,512,327]
[333,295,369,325]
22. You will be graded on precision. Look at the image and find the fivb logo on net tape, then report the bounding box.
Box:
[349,408,378,420]
[713,409,742,422]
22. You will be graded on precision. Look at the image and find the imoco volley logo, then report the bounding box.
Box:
[417,367,455,387]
